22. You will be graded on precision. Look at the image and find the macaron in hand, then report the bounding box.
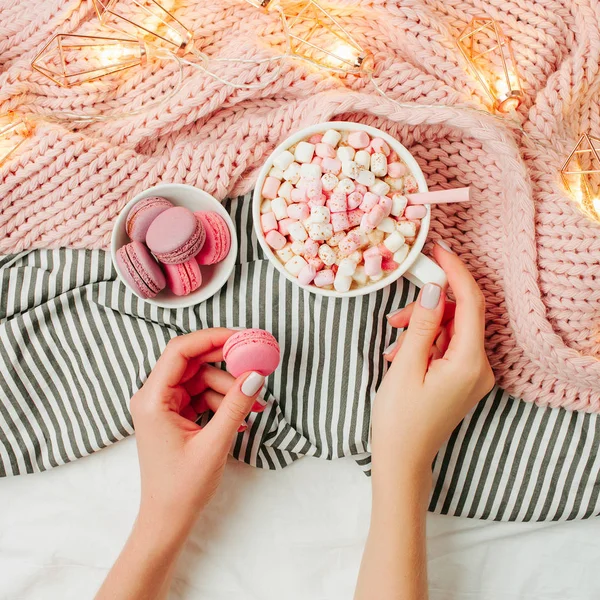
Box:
[125,196,173,242]
[116,241,166,299]
[223,329,281,377]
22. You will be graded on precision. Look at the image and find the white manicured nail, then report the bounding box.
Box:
[241,372,265,396]
[383,340,397,355]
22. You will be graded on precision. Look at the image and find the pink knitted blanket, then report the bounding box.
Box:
[1,0,599,411]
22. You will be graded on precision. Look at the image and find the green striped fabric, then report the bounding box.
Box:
[1,194,599,521]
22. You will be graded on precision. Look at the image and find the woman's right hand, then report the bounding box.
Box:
[371,242,495,486]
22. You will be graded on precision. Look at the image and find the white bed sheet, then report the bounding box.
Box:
[1,437,599,600]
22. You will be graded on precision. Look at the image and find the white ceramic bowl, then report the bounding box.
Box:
[111,183,238,309]
[253,121,446,298]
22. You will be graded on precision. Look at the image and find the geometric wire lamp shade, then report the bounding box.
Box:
[0,113,31,167]
[457,17,523,114]
[92,0,193,56]
[560,133,600,223]
[31,34,147,87]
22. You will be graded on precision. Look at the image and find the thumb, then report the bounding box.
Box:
[393,283,445,376]
[207,371,265,442]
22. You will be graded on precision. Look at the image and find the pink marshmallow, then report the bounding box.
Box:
[315,143,337,159]
[364,254,383,277]
[287,203,310,221]
[278,218,297,236]
[304,238,320,258]
[291,187,307,203]
[265,229,287,250]
[261,212,278,232]
[314,269,335,287]
[311,156,323,167]
[388,151,399,162]
[347,131,370,149]
[347,191,363,210]
[360,213,374,232]
[387,162,407,178]
[379,196,392,217]
[321,157,342,175]
[328,192,347,213]
[363,246,381,259]
[298,264,317,286]
[377,244,394,260]
[404,175,419,193]
[405,205,427,220]
[370,137,391,156]
[308,257,325,271]
[360,192,380,212]
[308,134,323,144]
[382,259,400,271]
[355,183,368,195]
[331,211,350,232]
[309,194,327,208]
[347,208,365,227]
[262,176,281,200]
[338,231,362,255]
[305,180,323,200]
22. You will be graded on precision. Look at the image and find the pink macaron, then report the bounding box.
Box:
[163,259,202,296]
[116,241,166,299]
[125,196,173,242]
[194,211,231,265]
[146,206,206,264]
[223,329,281,377]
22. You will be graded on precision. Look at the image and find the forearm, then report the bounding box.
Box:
[96,510,192,600]
[355,468,431,600]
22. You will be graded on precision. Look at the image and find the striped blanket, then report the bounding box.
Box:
[1,194,599,521]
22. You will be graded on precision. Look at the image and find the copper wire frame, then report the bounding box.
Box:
[31,33,147,87]
[281,0,370,74]
[92,0,193,56]
[560,133,600,222]
[0,114,31,166]
[458,17,523,113]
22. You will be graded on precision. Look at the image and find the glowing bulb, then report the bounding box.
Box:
[97,44,133,67]
[593,197,600,214]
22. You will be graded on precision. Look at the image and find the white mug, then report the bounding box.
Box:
[253,121,447,298]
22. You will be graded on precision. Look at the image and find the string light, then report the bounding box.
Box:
[457,17,523,114]
[0,113,32,167]
[560,133,600,223]
[31,33,147,87]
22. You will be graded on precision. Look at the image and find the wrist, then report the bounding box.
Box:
[371,461,432,512]
[135,504,195,554]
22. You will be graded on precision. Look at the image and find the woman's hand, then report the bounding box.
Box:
[373,243,494,484]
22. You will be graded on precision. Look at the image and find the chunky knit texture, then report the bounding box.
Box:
[1,0,599,410]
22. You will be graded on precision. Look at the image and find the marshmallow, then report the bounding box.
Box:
[321,157,342,174]
[278,180,293,201]
[347,208,365,227]
[370,152,388,177]
[305,181,323,202]
[328,192,347,213]
[298,264,317,286]
[269,166,285,180]
[308,257,325,271]
[315,143,336,159]
[308,222,333,241]
[363,246,381,259]
[278,218,297,236]
[370,137,391,156]
[308,134,323,145]
[338,231,362,255]
[261,211,278,232]
[364,254,383,277]
[391,194,408,217]
[383,231,405,253]
[338,258,357,276]
[347,191,363,210]
[342,160,360,179]
[382,258,400,272]
[377,217,396,233]
[287,203,310,221]
[314,269,335,288]
[318,244,337,266]
[304,238,320,258]
[355,183,368,195]
[370,179,391,196]
[285,255,308,276]
[370,273,384,282]
[360,192,380,212]
[405,205,427,220]
[352,265,368,285]
[396,220,417,237]
[312,157,323,167]
[347,131,370,149]
[367,205,386,228]
[291,240,305,255]
[265,229,287,250]
[367,229,385,245]
[301,162,322,180]
[385,177,404,192]
[273,150,295,171]
[309,194,327,207]
[348,250,363,264]
[310,205,331,224]
[291,187,307,203]
[262,176,281,200]
[322,129,342,147]
[321,173,339,191]
[403,175,419,193]
[387,161,407,178]
[327,231,346,247]
[360,212,374,232]
[393,244,410,265]
[331,211,350,232]
[334,272,353,293]
[270,197,288,220]
[356,169,376,187]
[283,162,301,184]
[276,244,295,263]
[260,200,272,214]
[354,150,371,169]
[294,141,315,163]
[379,196,392,217]
[337,146,355,162]
[288,221,308,241]
[335,178,355,195]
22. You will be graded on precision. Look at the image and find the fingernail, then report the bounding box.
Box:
[386,308,402,321]
[436,240,455,254]
[383,340,397,355]
[420,283,441,309]
[237,423,248,433]
[255,395,268,407]
[241,372,265,396]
